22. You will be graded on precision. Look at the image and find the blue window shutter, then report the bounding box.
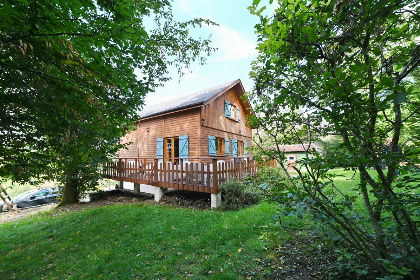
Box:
[179,135,189,161]
[208,136,216,156]
[237,108,240,122]
[156,138,164,161]
[225,139,230,156]
[244,141,248,156]
[232,139,238,156]
[225,101,231,118]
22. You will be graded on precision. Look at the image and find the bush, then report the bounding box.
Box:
[219,180,260,211]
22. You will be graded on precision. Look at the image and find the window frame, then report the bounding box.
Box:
[225,101,239,122]
[215,137,225,156]
[237,140,245,156]
[230,104,237,120]
[164,137,180,164]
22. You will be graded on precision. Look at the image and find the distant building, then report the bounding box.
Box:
[277,144,320,172]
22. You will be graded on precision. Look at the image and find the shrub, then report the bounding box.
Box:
[219,180,260,211]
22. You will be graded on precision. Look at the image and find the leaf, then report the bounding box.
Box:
[393,93,407,104]
[323,72,332,79]
[349,65,359,72]
[308,26,316,42]
[341,44,351,53]
[381,76,394,87]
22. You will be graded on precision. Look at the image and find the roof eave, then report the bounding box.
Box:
[139,104,204,121]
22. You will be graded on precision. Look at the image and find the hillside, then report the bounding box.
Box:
[0,196,282,279]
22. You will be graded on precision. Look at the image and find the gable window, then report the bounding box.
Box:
[225,101,240,122]
[230,104,237,120]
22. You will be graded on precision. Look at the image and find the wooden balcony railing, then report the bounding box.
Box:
[103,157,276,194]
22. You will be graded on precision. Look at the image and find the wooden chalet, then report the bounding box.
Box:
[104,79,271,207]
[119,79,253,161]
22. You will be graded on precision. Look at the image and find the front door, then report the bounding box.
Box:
[164,137,179,164]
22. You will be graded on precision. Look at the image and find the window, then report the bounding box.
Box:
[225,101,240,122]
[33,190,49,198]
[215,137,225,156]
[209,136,228,156]
[289,156,295,160]
[237,140,244,156]
[164,137,179,163]
[158,136,188,163]
[230,104,237,120]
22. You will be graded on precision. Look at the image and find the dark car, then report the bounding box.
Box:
[1,187,60,212]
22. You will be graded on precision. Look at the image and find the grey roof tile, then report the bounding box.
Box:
[140,79,240,118]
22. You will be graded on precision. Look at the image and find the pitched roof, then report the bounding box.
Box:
[140,79,241,119]
[277,144,320,153]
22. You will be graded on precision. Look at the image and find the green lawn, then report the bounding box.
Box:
[0,202,280,279]
[2,168,417,279]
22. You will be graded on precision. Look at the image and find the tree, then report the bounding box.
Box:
[404,69,420,146]
[318,136,352,167]
[0,0,216,204]
[249,0,420,278]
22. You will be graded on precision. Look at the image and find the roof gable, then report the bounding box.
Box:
[140,79,243,119]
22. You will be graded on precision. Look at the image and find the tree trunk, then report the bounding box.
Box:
[58,172,79,206]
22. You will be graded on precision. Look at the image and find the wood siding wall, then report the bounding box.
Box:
[119,83,253,160]
[119,108,201,158]
[200,127,252,160]
[201,86,252,138]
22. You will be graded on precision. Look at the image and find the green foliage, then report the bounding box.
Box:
[0,202,279,279]
[0,0,216,203]
[319,136,352,167]
[219,178,260,211]
[404,69,420,147]
[249,0,420,278]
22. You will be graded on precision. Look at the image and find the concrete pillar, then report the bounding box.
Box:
[211,193,222,208]
[134,183,140,194]
[119,180,124,190]
[154,186,163,202]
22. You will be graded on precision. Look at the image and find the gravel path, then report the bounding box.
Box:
[0,203,57,224]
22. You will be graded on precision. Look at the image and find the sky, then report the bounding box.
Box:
[143,0,270,107]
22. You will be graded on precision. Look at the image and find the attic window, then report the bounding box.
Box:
[225,101,240,122]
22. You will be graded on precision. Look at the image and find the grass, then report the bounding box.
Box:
[0,202,281,279]
[1,168,417,279]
